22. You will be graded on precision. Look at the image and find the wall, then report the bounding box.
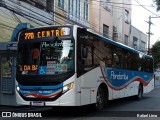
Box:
[130,25,147,52]
[112,0,132,44]
[54,0,89,27]
[89,0,113,39]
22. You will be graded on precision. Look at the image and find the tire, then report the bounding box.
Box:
[136,84,143,100]
[94,88,105,111]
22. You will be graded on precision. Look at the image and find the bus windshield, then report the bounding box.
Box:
[17,39,74,76]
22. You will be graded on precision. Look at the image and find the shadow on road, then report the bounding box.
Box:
[106,95,152,109]
[41,96,152,118]
[41,106,97,117]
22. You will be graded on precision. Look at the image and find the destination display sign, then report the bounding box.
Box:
[20,27,70,40]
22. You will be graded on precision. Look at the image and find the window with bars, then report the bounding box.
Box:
[124,9,129,24]
[103,0,110,11]
[68,0,80,21]
[83,0,88,21]
[76,0,80,19]
[19,0,53,12]
[58,0,64,9]
[141,41,146,51]
[103,24,109,38]
[133,36,138,48]
[124,35,129,45]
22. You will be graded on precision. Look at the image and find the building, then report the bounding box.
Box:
[89,0,113,39]
[0,0,54,42]
[89,0,132,44]
[130,25,147,52]
[54,0,90,27]
[112,0,132,45]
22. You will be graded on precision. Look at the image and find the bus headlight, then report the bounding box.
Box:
[63,82,74,93]
[16,86,20,91]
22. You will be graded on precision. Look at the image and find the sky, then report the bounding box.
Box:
[132,0,160,47]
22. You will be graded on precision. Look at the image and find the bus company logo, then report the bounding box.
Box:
[2,112,11,117]
[111,71,128,80]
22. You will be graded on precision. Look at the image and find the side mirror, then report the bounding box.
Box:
[82,47,88,58]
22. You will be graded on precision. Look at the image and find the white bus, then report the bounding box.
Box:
[16,25,154,110]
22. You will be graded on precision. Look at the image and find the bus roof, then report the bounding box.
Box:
[86,28,152,59]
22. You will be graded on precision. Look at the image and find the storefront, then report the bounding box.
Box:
[0,42,18,106]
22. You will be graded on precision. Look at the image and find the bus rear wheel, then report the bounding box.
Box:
[94,88,105,111]
[136,84,143,100]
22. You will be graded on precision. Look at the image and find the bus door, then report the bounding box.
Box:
[77,35,97,105]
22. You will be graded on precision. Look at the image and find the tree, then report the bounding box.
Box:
[155,0,160,11]
[152,41,160,68]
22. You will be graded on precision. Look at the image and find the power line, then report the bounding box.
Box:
[5,0,125,29]
[92,0,155,7]
[134,0,158,16]
[6,0,53,24]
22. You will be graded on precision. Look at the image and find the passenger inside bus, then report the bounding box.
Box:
[32,48,40,64]
[102,57,112,67]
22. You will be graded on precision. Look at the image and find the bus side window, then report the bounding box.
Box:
[105,55,112,67]
[113,53,120,68]
[145,58,153,73]
[127,53,133,70]
[149,59,154,72]
[117,50,123,69]
[101,47,112,67]
[140,58,144,72]
[124,52,129,69]
[127,53,139,71]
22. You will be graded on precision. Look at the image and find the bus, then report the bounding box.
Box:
[16,25,154,110]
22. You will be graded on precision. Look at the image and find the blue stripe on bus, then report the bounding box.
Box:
[20,89,61,96]
[18,83,63,90]
[103,68,154,89]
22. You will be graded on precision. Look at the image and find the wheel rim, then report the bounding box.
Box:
[138,85,143,98]
[96,89,104,110]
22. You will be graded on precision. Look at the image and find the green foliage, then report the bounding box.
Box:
[152,41,160,68]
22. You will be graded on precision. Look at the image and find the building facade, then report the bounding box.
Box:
[0,0,54,42]
[54,0,90,27]
[0,0,147,49]
[89,0,113,39]
[112,0,132,45]
[130,26,147,52]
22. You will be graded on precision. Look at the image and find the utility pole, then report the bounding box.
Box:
[146,16,153,55]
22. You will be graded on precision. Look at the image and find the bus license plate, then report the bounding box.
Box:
[31,102,44,106]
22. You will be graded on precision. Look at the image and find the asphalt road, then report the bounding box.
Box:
[39,86,160,118]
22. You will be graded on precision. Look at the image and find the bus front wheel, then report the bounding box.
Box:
[95,88,105,111]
